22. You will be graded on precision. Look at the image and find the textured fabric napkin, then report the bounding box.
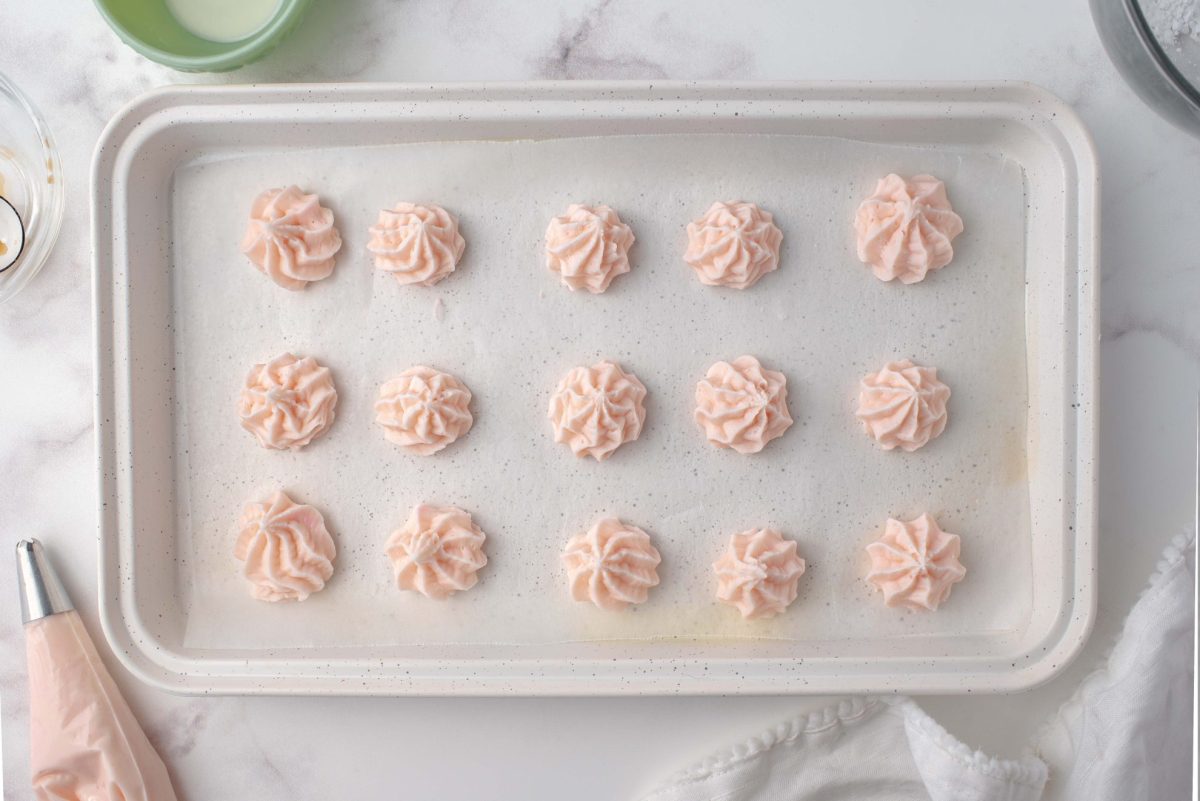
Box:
[1036,531,1195,801]
[640,531,1195,801]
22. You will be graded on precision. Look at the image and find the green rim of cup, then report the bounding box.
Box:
[92,0,313,73]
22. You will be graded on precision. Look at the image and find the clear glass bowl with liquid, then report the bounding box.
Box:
[0,71,65,304]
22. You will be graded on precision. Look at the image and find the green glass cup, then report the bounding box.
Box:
[92,0,313,73]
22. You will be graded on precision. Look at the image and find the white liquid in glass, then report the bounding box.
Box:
[165,0,282,43]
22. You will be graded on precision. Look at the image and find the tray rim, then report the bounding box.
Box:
[92,80,1098,696]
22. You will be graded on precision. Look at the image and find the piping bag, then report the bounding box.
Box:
[17,539,179,801]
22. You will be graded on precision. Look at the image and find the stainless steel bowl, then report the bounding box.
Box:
[1092,0,1200,136]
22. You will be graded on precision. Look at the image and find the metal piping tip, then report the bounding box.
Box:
[16,539,73,624]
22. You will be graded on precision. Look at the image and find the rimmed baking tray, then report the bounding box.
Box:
[93,82,1097,695]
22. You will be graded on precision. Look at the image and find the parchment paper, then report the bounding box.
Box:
[170,132,1030,650]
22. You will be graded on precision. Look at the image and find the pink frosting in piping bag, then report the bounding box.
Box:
[19,539,178,801]
[26,610,178,801]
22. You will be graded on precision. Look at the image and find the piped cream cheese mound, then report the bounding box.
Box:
[548,360,647,461]
[234,491,336,602]
[562,518,661,611]
[368,202,465,287]
[714,527,806,619]
[684,201,783,289]
[240,186,342,290]
[856,359,950,452]
[544,204,635,293]
[385,504,488,599]
[375,366,473,455]
[694,356,793,454]
[854,174,964,284]
[238,353,338,451]
[866,513,965,611]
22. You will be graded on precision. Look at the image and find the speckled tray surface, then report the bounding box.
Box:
[93,82,1097,695]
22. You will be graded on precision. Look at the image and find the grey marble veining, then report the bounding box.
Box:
[1,0,1198,798]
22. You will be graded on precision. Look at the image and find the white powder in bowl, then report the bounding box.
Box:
[1152,0,1200,44]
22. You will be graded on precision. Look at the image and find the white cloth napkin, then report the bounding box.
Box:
[641,531,1195,801]
[1035,531,1195,801]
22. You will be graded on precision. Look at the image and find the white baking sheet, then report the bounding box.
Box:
[170,132,1029,651]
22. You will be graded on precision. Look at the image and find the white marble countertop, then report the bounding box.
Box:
[1,1,1198,798]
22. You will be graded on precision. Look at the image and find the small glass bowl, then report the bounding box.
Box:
[0,71,64,305]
